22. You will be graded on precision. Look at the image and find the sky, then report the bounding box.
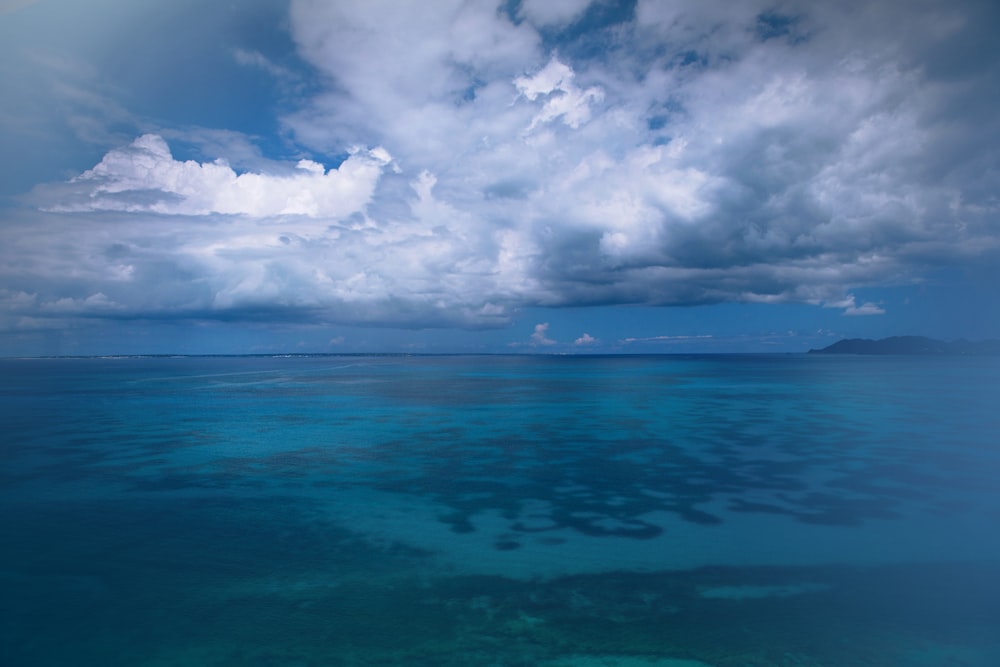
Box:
[1,0,999,355]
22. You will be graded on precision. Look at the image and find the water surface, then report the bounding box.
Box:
[2,354,998,665]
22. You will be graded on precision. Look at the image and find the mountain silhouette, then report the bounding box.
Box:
[808,336,1000,355]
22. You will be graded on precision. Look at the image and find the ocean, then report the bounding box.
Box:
[1,354,999,666]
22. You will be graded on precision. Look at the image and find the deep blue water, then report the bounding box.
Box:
[1,354,999,666]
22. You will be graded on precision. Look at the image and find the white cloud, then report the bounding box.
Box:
[45,134,392,218]
[574,332,597,345]
[825,295,886,316]
[844,301,886,317]
[7,0,1000,334]
[531,322,556,346]
[233,48,295,82]
[286,0,540,156]
[515,57,605,130]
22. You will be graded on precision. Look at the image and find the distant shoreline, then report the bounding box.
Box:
[808,336,1000,355]
[4,339,1000,359]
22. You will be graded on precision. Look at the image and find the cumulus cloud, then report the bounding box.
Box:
[574,332,598,346]
[515,57,605,130]
[286,0,541,157]
[7,0,1000,332]
[531,322,556,346]
[824,295,887,316]
[842,297,886,316]
[41,134,392,218]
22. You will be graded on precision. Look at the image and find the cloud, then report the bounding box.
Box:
[844,302,886,316]
[622,335,713,344]
[39,292,123,314]
[286,0,541,156]
[233,48,293,81]
[574,332,598,346]
[5,168,521,330]
[39,134,393,218]
[844,301,886,317]
[515,57,605,130]
[824,294,886,316]
[7,0,1000,334]
[531,322,556,346]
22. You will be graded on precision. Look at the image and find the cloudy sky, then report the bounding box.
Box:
[2,0,998,355]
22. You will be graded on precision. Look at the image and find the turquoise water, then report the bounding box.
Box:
[2,354,999,666]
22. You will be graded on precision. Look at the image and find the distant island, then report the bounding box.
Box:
[809,336,1000,355]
